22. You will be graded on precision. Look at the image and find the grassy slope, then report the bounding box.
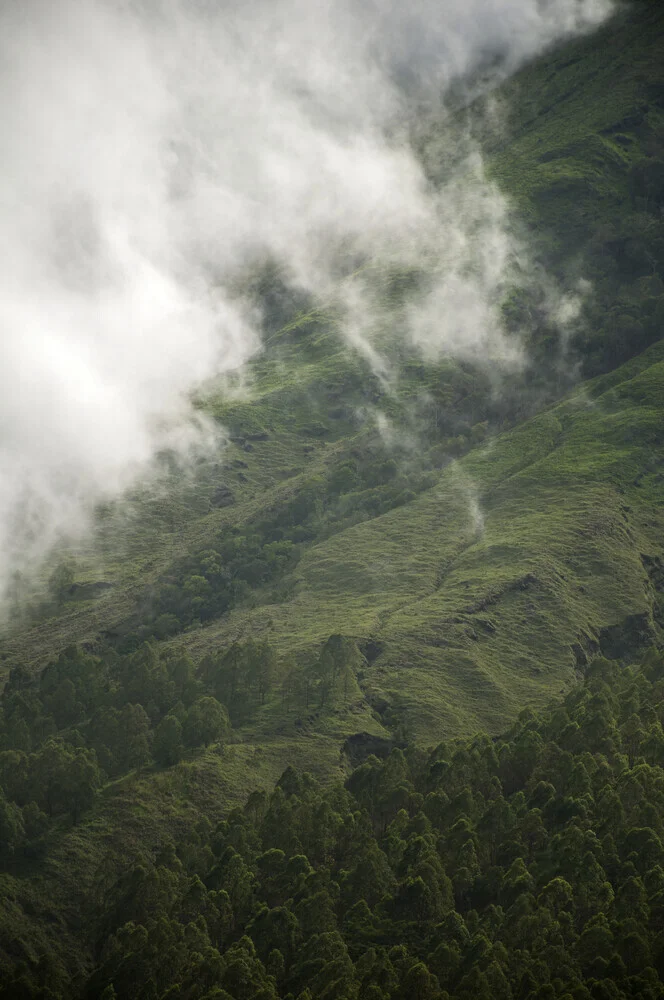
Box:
[489,0,664,233]
[179,341,664,742]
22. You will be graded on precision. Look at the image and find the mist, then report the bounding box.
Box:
[0,0,614,595]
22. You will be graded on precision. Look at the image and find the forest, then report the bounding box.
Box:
[5,646,664,998]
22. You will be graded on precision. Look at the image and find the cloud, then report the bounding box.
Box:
[0,0,614,594]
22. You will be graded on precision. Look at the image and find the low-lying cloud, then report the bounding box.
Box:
[0,0,614,595]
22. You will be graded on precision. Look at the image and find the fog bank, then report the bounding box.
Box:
[0,0,613,593]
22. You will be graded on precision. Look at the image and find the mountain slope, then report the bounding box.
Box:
[164,339,664,742]
[1,3,664,996]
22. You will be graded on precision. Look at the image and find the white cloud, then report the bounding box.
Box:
[0,0,614,592]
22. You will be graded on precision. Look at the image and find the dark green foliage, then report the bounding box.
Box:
[0,637,246,839]
[202,640,279,723]
[0,787,24,857]
[121,527,301,649]
[28,738,101,824]
[183,696,230,748]
[6,650,664,997]
[153,715,183,766]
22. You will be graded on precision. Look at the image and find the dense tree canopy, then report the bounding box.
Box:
[3,650,664,997]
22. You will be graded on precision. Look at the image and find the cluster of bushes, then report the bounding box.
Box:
[197,634,365,726]
[126,531,300,649]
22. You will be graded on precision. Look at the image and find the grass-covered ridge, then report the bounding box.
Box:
[170,338,664,742]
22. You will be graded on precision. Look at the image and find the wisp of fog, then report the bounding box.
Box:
[0,0,613,596]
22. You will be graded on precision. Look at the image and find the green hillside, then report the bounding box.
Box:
[1,1,664,996]
[158,341,664,745]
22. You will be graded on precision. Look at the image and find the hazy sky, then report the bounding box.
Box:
[0,0,614,593]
